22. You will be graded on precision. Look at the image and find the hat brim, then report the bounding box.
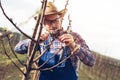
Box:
[34,9,67,20]
[45,9,67,17]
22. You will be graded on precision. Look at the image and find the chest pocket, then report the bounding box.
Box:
[38,39,70,69]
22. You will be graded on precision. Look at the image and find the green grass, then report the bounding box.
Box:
[79,70,92,80]
[0,53,26,80]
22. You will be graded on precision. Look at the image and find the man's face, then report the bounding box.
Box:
[44,14,62,34]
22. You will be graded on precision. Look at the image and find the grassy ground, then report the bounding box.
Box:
[0,63,23,80]
[79,70,92,80]
[0,53,26,80]
[0,53,92,80]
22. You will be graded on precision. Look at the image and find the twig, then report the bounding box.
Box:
[37,47,63,69]
[67,14,72,33]
[7,36,26,66]
[0,0,36,42]
[60,0,69,26]
[1,40,25,75]
[33,45,80,71]
[0,31,12,39]
[22,0,48,80]
[33,38,55,62]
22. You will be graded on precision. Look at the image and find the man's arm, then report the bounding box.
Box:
[71,32,95,67]
[14,39,30,54]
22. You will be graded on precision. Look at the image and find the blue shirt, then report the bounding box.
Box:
[14,32,95,80]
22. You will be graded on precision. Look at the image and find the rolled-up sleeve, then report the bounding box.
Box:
[75,46,95,66]
[14,39,30,54]
[71,32,95,67]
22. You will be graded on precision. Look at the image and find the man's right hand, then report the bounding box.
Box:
[40,28,49,41]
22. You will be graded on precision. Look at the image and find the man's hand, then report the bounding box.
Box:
[59,33,75,49]
[40,28,49,41]
[35,28,49,41]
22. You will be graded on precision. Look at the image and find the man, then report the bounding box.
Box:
[14,2,95,80]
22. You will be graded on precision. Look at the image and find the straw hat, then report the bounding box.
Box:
[44,2,67,16]
[34,2,67,20]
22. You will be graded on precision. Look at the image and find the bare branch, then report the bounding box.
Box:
[0,31,26,66]
[60,0,69,27]
[0,0,75,80]
[33,45,80,71]
[22,0,48,80]
[33,38,55,62]
[0,31,12,39]
[1,40,25,75]
[38,47,63,69]
[7,36,26,66]
[0,0,36,42]
[67,14,72,33]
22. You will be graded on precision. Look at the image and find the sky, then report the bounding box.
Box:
[0,0,120,59]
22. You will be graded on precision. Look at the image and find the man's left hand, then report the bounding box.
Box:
[59,34,75,49]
